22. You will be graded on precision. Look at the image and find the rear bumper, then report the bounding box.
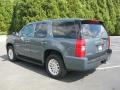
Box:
[64,49,112,71]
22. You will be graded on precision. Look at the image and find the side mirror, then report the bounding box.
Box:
[12,32,19,36]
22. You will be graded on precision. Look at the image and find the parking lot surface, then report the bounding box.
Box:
[0,36,120,90]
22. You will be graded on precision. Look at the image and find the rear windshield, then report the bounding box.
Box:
[52,20,80,39]
[81,23,108,39]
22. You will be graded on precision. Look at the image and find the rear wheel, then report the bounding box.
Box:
[45,54,67,79]
[7,46,17,62]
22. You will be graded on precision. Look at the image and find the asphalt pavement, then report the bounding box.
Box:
[0,36,120,90]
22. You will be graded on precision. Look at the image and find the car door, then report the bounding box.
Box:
[30,22,48,61]
[15,24,34,57]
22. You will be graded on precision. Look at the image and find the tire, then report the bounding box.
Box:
[7,46,17,62]
[45,53,67,79]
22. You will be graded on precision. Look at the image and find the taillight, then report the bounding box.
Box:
[75,39,86,58]
[108,36,110,48]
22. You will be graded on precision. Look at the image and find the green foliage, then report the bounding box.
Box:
[0,0,13,33]
[0,0,120,35]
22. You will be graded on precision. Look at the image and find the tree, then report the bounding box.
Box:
[0,0,13,32]
[0,0,120,35]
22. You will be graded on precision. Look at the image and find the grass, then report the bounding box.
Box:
[0,31,8,35]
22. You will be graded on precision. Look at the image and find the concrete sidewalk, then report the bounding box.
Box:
[0,35,8,42]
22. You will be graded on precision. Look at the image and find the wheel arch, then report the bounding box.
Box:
[44,49,65,67]
[6,43,14,50]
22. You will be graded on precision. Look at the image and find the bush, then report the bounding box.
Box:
[0,0,120,35]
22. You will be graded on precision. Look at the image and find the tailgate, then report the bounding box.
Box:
[81,20,109,60]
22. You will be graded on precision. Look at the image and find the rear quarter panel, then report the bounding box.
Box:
[45,38,76,58]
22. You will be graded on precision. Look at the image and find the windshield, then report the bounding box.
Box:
[81,24,108,39]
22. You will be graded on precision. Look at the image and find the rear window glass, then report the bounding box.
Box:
[81,24,108,39]
[52,20,79,39]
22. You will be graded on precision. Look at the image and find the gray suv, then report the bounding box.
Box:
[6,18,112,79]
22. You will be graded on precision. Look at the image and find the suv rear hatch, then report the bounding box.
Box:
[81,20,110,60]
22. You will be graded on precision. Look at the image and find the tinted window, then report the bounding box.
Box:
[52,20,77,39]
[34,22,47,38]
[81,24,108,39]
[20,24,34,37]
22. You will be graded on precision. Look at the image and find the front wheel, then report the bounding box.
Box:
[45,54,67,79]
[7,46,17,62]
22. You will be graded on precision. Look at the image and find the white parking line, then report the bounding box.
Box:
[97,65,120,70]
[112,50,120,52]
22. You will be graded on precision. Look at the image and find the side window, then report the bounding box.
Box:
[34,22,47,38]
[20,24,34,37]
[52,20,77,39]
